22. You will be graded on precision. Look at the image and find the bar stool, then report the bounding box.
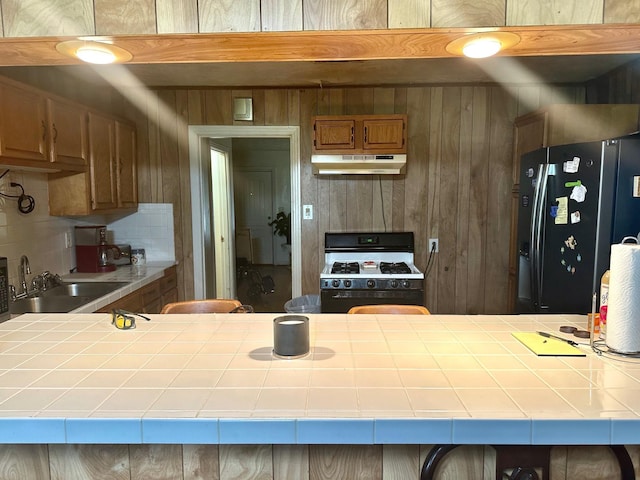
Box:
[420,444,635,480]
[160,299,243,314]
[347,304,430,314]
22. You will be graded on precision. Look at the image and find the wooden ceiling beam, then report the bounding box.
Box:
[0,24,638,67]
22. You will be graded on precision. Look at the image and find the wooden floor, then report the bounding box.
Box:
[236,264,292,313]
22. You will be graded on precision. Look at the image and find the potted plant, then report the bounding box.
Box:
[268,211,291,245]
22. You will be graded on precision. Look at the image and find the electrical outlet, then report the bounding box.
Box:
[429,238,439,253]
[64,231,73,249]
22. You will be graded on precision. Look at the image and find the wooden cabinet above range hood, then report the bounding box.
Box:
[311,114,407,174]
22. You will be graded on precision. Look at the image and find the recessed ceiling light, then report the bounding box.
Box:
[446,32,521,58]
[75,45,117,64]
[56,40,133,64]
[462,38,502,58]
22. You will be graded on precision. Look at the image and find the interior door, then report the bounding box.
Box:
[234,169,274,264]
[210,145,236,299]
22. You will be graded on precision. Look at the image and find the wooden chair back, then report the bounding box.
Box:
[347,304,430,315]
[160,299,243,314]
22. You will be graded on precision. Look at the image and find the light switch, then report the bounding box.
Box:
[634,176,640,198]
[303,205,313,220]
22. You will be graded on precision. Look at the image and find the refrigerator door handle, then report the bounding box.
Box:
[530,163,549,311]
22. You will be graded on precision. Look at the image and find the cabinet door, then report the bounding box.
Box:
[363,117,405,151]
[314,119,355,151]
[88,112,117,211]
[140,282,162,314]
[47,97,88,168]
[96,291,142,313]
[115,121,137,208]
[0,81,48,163]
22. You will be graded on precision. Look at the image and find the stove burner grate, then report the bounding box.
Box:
[331,262,360,274]
[379,261,411,275]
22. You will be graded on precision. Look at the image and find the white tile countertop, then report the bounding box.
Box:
[0,312,639,445]
[62,261,176,313]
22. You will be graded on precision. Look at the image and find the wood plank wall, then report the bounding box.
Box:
[134,83,584,313]
[586,58,640,104]
[0,0,637,37]
[2,443,638,479]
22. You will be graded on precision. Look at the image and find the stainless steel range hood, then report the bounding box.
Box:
[311,154,407,175]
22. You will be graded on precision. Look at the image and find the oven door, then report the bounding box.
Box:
[321,288,424,313]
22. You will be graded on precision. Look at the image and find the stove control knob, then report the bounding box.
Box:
[344,280,352,288]
[367,279,376,289]
[332,279,340,288]
[390,280,399,288]
[402,280,410,288]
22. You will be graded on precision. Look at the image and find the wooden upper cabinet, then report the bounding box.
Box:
[0,80,48,165]
[363,117,406,151]
[88,111,117,211]
[313,114,407,154]
[46,97,88,169]
[49,112,138,217]
[115,120,137,208]
[314,119,355,151]
[0,76,88,172]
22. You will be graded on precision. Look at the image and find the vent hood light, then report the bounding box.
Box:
[56,39,133,64]
[445,32,520,58]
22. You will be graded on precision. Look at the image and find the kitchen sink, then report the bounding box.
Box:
[10,281,129,314]
[10,295,92,314]
[42,281,129,298]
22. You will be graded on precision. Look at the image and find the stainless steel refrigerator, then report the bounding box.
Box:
[516,133,640,313]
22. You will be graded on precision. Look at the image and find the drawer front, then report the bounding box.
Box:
[140,282,161,306]
[161,266,177,294]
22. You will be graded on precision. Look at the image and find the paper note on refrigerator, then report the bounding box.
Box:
[570,184,587,202]
[563,156,580,173]
[555,197,568,224]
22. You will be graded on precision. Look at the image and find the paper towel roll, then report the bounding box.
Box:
[606,243,640,354]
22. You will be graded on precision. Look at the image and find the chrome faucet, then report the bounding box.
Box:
[19,255,31,296]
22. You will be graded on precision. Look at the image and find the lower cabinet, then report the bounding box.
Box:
[96,266,178,314]
[160,265,178,308]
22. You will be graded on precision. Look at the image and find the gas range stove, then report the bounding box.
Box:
[320,232,425,313]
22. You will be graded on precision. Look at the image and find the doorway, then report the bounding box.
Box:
[188,125,302,304]
[232,137,291,311]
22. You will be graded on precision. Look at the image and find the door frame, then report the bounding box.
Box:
[188,125,301,300]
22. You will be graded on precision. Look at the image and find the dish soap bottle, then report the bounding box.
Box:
[600,269,610,339]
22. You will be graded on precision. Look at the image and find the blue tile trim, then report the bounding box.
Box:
[143,418,218,444]
[611,419,640,444]
[375,418,451,444]
[532,419,610,445]
[219,418,296,444]
[452,419,532,444]
[66,418,142,444]
[0,418,66,443]
[297,419,374,444]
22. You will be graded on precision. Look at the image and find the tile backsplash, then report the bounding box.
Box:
[0,171,76,287]
[0,171,174,289]
[107,203,176,262]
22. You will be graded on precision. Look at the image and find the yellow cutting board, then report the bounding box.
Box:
[512,332,585,356]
